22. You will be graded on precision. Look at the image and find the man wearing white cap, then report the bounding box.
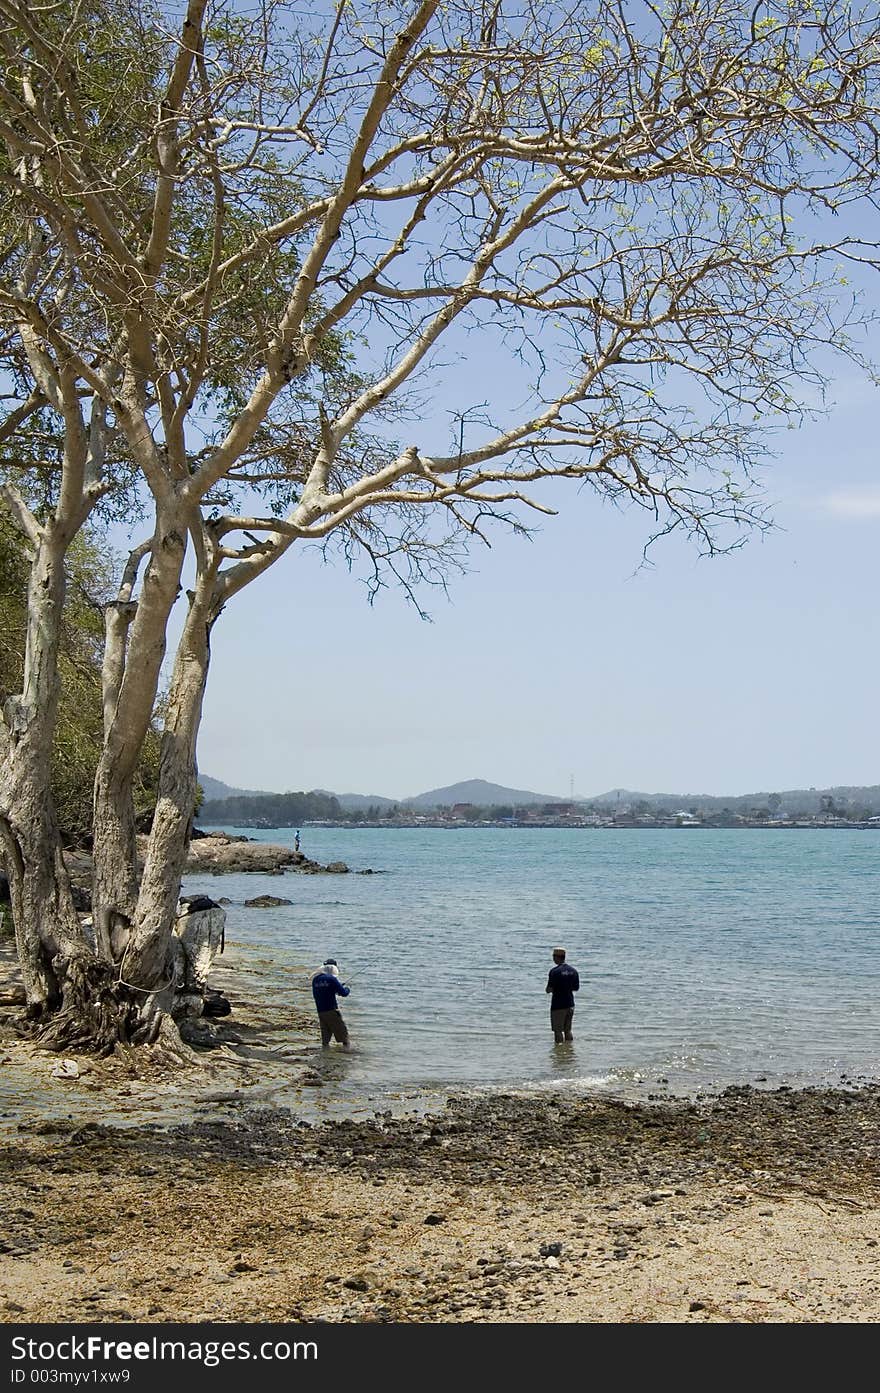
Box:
[311,958,352,1049]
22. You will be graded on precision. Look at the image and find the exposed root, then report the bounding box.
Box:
[34,957,133,1056]
[32,955,194,1065]
[142,1011,201,1068]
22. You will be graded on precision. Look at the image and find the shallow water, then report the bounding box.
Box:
[182,826,880,1110]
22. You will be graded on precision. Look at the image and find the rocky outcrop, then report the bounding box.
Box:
[46,837,352,914]
[184,833,297,874]
[184,833,349,876]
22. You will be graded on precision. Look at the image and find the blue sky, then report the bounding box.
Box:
[191,362,879,801]
[159,9,880,803]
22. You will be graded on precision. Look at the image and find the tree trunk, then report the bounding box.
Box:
[0,533,90,1015]
[92,515,188,942]
[0,526,194,1057]
[121,579,215,1013]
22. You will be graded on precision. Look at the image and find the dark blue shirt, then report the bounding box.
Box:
[546,963,579,1010]
[311,971,350,1013]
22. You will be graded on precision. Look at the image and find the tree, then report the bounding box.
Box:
[0,515,160,846]
[3,0,880,1051]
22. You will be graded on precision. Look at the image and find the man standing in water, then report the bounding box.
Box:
[311,957,352,1050]
[546,946,579,1043]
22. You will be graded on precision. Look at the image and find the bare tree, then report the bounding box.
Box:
[2,0,880,1050]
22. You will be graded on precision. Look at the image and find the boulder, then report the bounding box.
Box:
[169,899,227,1021]
[203,988,232,1018]
[184,835,296,874]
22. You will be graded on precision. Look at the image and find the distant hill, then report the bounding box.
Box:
[198,773,880,820]
[403,778,563,810]
[314,788,396,812]
[589,785,880,814]
[197,773,270,801]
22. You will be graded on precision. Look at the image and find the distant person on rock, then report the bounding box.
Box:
[311,957,352,1050]
[546,946,579,1043]
[294,830,301,854]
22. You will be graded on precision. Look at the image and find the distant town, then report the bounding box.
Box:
[294,801,880,831]
[198,776,880,832]
[292,807,880,824]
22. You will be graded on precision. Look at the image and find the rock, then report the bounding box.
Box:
[172,905,226,987]
[689,1300,707,1313]
[178,894,221,915]
[175,994,207,1025]
[203,989,231,1018]
[325,862,349,874]
[169,904,227,1021]
[50,1059,79,1079]
[185,836,297,875]
[243,895,293,908]
[70,883,91,912]
[539,1242,563,1257]
[424,1213,446,1225]
[342,1275,369,1291]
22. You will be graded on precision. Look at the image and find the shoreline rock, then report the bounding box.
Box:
[50,835,353,899]
[183,833,349,877]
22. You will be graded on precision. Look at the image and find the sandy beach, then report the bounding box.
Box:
[2,1087,880,1324]
[2,1059,880,1322]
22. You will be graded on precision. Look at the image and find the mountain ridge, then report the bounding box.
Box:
[199,773,880,815]
[402,777,562,809]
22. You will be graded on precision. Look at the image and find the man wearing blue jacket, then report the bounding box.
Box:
[311,958,352,1049]
[546,946,579,1043]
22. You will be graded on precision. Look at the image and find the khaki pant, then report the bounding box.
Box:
[318,1008,349,1046]
[551,1007,574,1043]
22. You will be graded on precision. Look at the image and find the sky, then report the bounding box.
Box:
[146,7,880,805]
[190,362,880,803]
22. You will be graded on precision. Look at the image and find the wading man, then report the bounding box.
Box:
[311,958,352,1050]
[546,947,579,1044]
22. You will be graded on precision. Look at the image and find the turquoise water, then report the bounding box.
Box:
[184,827,880,1103]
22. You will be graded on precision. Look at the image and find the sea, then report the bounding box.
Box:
[181,825,880,1112]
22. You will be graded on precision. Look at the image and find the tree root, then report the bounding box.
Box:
[142,1012,200,1068]
[32,954,193,1062]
